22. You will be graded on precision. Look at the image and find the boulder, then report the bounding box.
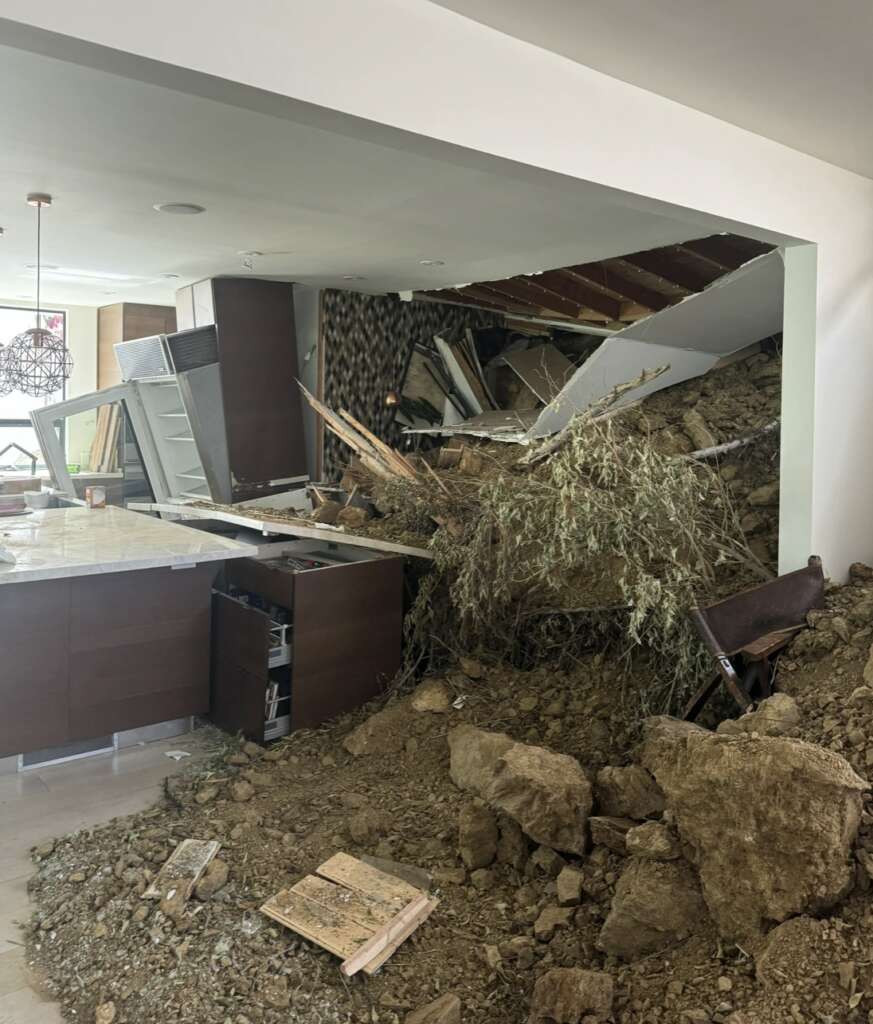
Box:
[344,703,410,757]
[447,725,514,795]
[716,693,801,737]
[589,816,635,853]
[348,808,389,844]
[599,857,708,960]
[643,725,867,941]
[683,409,717,451]
[595,765,665,820]
[528,968,614,1024]
[458,802,498,869]
[406,993,461,1024]
[311,499,342,524]
[625,821,680,861]
[489,743,592,855]
[412,678,452,713]
[639,716,709,770]
[459,656,484,679]
[747,481,780,507]
[449,728,591,855]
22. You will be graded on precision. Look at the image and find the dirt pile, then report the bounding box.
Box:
[25,600,873,1024]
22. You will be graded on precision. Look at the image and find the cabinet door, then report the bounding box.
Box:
[192,279,216,328]
[175,285,196,331]
[0,579,71,758]
[211,592,271,743]
[291,557,403,730]
[67,564,214,739]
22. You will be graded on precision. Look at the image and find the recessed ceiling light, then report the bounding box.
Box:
[419,258,445,267]
[153,202,206,215]
[342,275,366,281]
[237,250,263,257]
[159,273,181,279]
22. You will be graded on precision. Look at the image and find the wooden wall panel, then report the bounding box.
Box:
[97,302,177,388]
[291,557,403,730]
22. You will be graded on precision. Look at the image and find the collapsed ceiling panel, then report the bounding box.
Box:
[403,243,784,442]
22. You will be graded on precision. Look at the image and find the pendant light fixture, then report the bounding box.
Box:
[4,193,73,398]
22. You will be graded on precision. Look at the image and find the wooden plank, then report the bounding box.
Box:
[144,838,220,900]
[292,875,397,931]
[501,344,575,403]
[532,269,621,320]
[619,250,718,292]
[317,852,423,907]
[564,264,672,312]
[340,893,430,977]
[363,897,439,975]
[260,887,373,958]
[483,277,583,319]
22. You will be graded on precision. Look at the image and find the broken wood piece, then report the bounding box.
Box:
[340,893,430,976]
[144,839,220,901]
[260,852,437,975]
[316,851,423,908]
[338,409,419,481]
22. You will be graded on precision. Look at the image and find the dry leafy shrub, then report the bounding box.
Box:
[394,413,771,715]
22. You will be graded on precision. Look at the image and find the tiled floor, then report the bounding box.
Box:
[0,732,213,1023]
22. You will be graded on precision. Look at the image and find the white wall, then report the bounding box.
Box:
[2,1,871,575]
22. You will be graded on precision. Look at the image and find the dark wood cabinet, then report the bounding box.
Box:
[211,549,403,743]
[174,277,307,501]
[0,564,216,759]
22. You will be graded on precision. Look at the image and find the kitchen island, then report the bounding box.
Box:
[0,506,250,761]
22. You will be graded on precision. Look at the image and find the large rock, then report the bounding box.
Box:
[447,725,514,795]
[489,743,592,855]
[625,821,679,861]
[412,678,452,714]
[595,765,665,820]
[449,727,591,855]
[716,693,801,737]
[642,724,867,942]
[599,857,708,960]
[344,704,410,757]
[755,916,826,988]
[458,802,498,869]
[528,968,614,1023]
[406,993,461,1024]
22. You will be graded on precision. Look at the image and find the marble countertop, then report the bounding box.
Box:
[0,505,251,585]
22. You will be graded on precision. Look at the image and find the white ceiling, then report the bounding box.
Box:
[0,42,729,308]
[431,0,873,179]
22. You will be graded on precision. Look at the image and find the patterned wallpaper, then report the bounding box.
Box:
[320,289,496,479]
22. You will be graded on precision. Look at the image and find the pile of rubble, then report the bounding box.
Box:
[25,558,873,1024]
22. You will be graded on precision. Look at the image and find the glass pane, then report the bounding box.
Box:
[50,399,154,506]
[0,424,45,474]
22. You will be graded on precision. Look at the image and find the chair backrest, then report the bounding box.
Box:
[694,557,825,656]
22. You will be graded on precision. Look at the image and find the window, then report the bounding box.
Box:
[0,305,66,474]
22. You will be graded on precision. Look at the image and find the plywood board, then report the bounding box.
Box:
[261,887,373,958]
[291,874,397,931]
[144,838,219,900]
[317,851,422,909]
[500,344,575,403]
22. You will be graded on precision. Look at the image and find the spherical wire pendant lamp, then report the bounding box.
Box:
[4,194,73,398]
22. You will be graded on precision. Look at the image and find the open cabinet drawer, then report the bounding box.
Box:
[210,591,291,744]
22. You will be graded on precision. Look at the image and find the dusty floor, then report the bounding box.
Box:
[0,732,214,1023]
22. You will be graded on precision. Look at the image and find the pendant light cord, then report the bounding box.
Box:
[35,201,41,329]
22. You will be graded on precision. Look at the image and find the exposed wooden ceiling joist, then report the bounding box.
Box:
[563,264,672,312]
[531,269,622,319]
[618,250,719,293]
[481,276,585,319]
[679,234,773,271]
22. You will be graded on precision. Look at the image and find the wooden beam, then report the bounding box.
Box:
[456,284,539,314]
[416,289,519,316]
[618,251,718,293]
[531,269,622,320]
[482,277,583,319]
[563,265,672,312]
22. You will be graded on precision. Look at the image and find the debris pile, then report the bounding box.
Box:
[25,575,873,1024]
